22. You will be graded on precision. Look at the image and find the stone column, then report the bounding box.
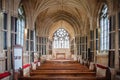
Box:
[115,12,119,70]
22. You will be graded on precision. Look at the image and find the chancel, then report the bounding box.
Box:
[0,0,120,80]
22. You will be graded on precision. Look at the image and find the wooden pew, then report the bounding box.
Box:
[31,70,91,73]
[36,66,89,70]
[45,61,78,64]
[30,71,96,77]
[19,76,106,80]
[19,61,106,80]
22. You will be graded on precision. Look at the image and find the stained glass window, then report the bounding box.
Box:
[53,28,69,48]
[17,5,25,46]
[100,4,109,51]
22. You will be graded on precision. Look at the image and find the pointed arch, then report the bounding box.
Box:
[16,4,25,46]
[99,4,109,51]
[53,28,70,48]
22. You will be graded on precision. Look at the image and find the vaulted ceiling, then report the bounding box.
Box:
[21,0,111,38]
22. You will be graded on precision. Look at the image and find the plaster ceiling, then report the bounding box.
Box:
[21,0,107,38]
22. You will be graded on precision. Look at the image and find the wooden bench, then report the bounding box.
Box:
[45,61,78,64]
[30,71,96,77]
[19,61,106,80]
[36,66,89,70]
[31,70,91,73]
[19,76,106,80]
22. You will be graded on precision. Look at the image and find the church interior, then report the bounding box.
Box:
[0,0,120,80]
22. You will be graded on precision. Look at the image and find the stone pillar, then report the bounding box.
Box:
[115,12,119,70]
[94,29,97,63]
[8,5,12,71]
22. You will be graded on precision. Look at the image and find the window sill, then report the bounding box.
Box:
[96,53,108,56]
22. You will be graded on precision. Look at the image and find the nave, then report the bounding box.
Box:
[0,0,120,80]
[19,60,106,80]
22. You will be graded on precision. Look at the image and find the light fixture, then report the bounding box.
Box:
[24,28,27,37]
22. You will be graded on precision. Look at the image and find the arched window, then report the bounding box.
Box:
[100,4,109,51]
[53,28,69,48]
[17,5,25,46]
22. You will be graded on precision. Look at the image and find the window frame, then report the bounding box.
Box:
[53,28,70,48]
[16,5,25,46]
[100,4,109,52]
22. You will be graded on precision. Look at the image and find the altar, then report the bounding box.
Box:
[52,48,71,59]
[56,53,65,59]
